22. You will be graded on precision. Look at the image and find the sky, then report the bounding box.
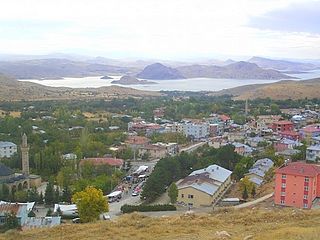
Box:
[0,0,319,60]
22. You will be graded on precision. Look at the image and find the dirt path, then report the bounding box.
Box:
[234,192,274,209]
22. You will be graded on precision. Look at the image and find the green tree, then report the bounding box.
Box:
[14,190,28,202]
[72,186,109,223]
[242,186,248,200]
[44,181,54,205]
[4,212,19,230]
[168,183,178,204]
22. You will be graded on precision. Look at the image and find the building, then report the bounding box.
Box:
[306,145,320,162]
[138,142,178,160]
[232,142,254,156]
[273,138,302,152]
[0,134,41,194]
[271,120,294,133]
[0,141,17,158]
[0,203,28,226]
[278,131,300,141]
[183,121,210,140]
[125,136,150,149]
[177,165,232,207]
[245,158,274,185]
[274,162,320,209]
[80,158,124,170]
[300,124,320,144]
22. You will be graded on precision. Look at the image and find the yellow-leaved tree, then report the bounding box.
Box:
[72,186,109,223]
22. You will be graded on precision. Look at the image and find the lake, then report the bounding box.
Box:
[19,70,320,92]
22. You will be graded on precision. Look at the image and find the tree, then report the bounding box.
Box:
[44,181,54,205]
[242,186,248,200]
[4,212,19,230]
[14,190,28,202]
[72,186,108,223]
[251,185,256,197]
[168,183,178,204]
[46,208,52,216]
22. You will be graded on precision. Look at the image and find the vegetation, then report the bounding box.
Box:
[168,183,178,204]
[72,186,108,223]
[2,208,320,240]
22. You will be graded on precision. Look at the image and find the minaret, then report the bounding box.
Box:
[21,133,30,175]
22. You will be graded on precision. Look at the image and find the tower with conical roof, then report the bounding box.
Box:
[21,133,30,175]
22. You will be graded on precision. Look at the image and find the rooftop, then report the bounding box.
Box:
[0,141,16,148]
[276,162,320,177]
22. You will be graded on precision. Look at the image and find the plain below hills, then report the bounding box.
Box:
[0,75,161,101]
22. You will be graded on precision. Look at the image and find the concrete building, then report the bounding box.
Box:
[300,124,320,144]
[177,165,232,207]
[306,145,320,162]
[0,141,17,158]
[274,162,320,209]
[271,120,294,133]
[245,158,274,185]
[183,121,210,140]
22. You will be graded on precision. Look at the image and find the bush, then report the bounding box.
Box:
[120,204,176,213]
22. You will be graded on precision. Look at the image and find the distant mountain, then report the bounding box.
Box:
[248,56,318,71]
[136,63,185,80]
[0,59,136,79]
[111,75,156,85]
[214,77,320,100]
[177,61,294,80]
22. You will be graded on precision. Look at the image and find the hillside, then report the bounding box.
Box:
[0,59,138,79]
[1,208,320,240]
[248,56,318,71]
[137,63,185,80]
[177,61,294,80]
[0,75,162,101]
[214,78,320,100]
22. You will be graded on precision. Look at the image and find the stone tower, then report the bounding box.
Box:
[21,133,30,175]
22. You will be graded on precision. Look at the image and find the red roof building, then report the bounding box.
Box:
[274,162,320,209]
[271,120,294,132]
[279,131,300,140]
[80,158,124,168]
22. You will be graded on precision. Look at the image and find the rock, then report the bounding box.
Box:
[243,235,254,240]
[215,230,231,239]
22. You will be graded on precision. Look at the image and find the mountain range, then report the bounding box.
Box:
[0,54,318,80]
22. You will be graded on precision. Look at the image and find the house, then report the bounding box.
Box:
[274,162,320,209]
[138,144,167,160]
[246,136,265,147]
[125,136,150,150]
[271,120,294,132]
[232,142,254,156]
[0,203,28,226]
[0,141,17,158]
[273,138,302,152]
[300,124,320,144]
[177,165,232,207]
[244,158,274,185]
[306,145,320,162]
[278,131,300,140]
[182,121,210,140]
[255,115,282,132]
[79,158,124,170]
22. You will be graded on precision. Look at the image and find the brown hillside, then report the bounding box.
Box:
[2,208,320,240]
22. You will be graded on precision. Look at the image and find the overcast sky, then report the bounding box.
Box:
[1,0,319,60]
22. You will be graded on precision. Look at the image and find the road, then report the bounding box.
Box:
[180,142,206,153]
[234,193,274,209]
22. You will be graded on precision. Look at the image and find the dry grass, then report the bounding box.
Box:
[0,109,21,118]
[2,208,320,240]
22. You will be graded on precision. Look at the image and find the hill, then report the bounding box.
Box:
[0,75,162,101]
[215,77,320,100]
[136,63,185,80]
[1,208,320,240]
[111,75,156,85]
[177,61,295,80]
[0,59,138,79]
[248,56,318,71]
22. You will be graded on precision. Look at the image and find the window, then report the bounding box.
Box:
[282,183,286,188]
[280,200,285,205]
[281,174,286,179]
[181,194,184,198]
[188,194,194,199]
[304,186,309,191]
[303,203,308,208]
[281,192,285,196]
[305,177,309,182]
[303,195,308,200]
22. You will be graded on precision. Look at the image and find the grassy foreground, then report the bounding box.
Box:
[1,208,320,240]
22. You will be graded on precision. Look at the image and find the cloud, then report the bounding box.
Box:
[248,1,320,34]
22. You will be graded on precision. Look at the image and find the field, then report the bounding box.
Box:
[2,208,320,240]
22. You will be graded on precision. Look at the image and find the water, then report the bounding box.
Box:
[19,70,320,92]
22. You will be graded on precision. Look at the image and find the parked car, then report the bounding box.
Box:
[72,218,81,223]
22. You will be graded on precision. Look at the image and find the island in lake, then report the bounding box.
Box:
[111,75,157,85]
[100,76,113,79]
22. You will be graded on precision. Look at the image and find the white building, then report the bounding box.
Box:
[0,141,17,158]
[306,145,320,162]
[183,122,210,140]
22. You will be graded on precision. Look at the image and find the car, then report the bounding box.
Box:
[72,218,81,223]
[102,214,111,220]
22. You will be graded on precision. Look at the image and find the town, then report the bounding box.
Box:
[0,95,319,232]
